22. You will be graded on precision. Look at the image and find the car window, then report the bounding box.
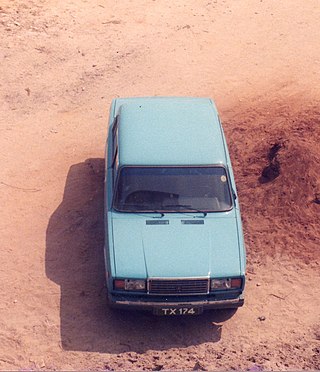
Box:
[113,166,233,212]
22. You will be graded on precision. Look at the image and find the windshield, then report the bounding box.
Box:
[113,166,233,213]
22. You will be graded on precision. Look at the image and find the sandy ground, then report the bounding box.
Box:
[1,0,320,370]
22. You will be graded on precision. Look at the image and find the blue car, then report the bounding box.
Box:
[104,97,246,315]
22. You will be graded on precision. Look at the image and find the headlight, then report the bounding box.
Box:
[211,278,242,290]
[114,279,146,291]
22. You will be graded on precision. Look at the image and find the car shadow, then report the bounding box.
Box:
[45,159,237,353]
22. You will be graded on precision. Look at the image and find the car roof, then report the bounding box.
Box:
[115,97,227,166]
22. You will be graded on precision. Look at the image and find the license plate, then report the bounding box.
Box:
[153,307,203,316]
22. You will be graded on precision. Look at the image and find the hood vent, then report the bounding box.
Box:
[146,220,169,225]
[181,220,204,225]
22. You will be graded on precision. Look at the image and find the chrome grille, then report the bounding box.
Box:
[148,278,209,295]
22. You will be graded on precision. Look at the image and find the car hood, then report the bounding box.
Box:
[111,214,242,278]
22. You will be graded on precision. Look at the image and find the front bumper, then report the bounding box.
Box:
[108,293,244,312]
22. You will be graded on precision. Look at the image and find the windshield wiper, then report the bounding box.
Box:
[163,204,207,217]
[116,204,164,218]
[150,211,165,218]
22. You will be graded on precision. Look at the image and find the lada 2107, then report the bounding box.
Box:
[104,97,246,315]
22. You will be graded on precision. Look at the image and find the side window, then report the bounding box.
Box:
[113,149,119,177]
[112,116,119,184]
[112,116,118,155]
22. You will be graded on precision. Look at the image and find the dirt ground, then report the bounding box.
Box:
[1,0,320,370]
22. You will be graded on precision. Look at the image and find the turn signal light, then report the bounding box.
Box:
[114,279,125,290]
[231,278,242,288]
